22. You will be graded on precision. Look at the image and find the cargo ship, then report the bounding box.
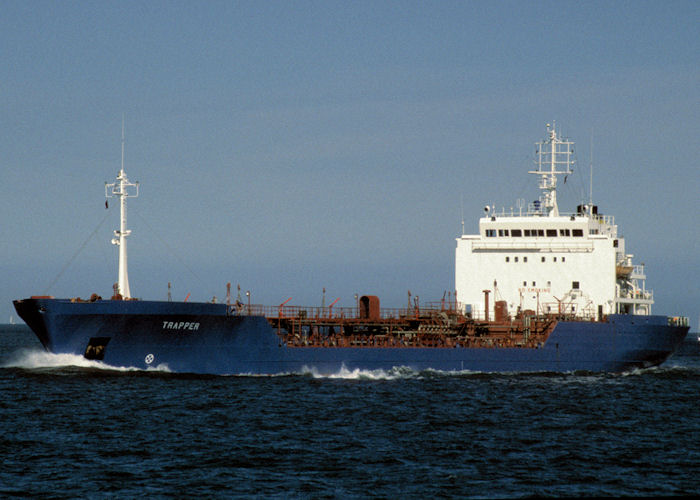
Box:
[13,124,689,374]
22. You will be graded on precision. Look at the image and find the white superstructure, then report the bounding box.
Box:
[105,121,139,298]
[455,124,652,320]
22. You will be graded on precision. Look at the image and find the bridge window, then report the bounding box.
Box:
[546,229,557,237]
[560,229,570,236]
[486,229,496,237]
[572,229,584,237]
[511,229,522,237]
[498,229,509,236]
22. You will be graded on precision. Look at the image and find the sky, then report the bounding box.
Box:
[2,0,699,330]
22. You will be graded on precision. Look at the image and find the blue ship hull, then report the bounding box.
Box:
[14,298,689,374]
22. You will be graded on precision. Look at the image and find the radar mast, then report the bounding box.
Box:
[529,123,575,216]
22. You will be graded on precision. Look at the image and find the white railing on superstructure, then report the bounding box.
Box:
[480,207,616,225]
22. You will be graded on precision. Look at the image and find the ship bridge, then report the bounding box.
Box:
[456,124,653,321]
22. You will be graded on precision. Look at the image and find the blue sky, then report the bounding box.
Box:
[2,0,698,329]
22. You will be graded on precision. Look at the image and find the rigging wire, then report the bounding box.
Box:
[43,210,111,294]
[133,209,208,293]
[42,204,212,299]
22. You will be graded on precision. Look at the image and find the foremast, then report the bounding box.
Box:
[105,122,139,299]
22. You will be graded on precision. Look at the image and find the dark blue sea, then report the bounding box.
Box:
[1,325,699,499]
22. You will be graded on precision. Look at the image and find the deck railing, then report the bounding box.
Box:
[233,301,461,320]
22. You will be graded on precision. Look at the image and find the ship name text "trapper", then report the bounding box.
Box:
[162,321,200,331]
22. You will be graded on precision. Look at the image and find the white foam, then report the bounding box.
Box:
[301,363,422,380]
[2,348,171,373]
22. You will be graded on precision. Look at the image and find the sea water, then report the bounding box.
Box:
[1,324,699,498]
